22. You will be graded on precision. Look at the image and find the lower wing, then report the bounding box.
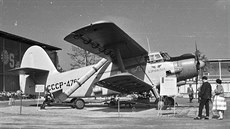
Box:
[96,73,153,94]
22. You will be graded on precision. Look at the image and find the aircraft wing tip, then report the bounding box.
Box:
[91,21,111,25]
[63,21,113,41]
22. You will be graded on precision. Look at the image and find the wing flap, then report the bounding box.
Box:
[64,21,148,61]
[96,73,153,94]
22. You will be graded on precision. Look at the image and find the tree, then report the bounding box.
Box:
[67,46,101,69]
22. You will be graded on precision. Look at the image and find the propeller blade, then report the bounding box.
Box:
[195,42,200,71]
[195,75,198,99]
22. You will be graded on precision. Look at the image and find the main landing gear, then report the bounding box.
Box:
[70,98,85,109]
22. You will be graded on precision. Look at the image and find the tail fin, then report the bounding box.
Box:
[21,45,58,73]
[10,45,58,95]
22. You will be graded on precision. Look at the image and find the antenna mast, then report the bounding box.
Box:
[146,36,151,53]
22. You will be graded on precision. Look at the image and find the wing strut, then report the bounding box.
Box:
[54,58,108,103]
[115,48,126,72]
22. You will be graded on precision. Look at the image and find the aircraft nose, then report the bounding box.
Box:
[199,60,205,68]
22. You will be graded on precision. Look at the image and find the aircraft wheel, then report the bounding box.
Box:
[73,99,85,109]
[166,97,174,107]
[108,101,116,107]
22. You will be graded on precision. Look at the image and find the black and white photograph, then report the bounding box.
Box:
[0,0,229,128]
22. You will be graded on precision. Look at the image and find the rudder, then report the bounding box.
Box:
[16,45,59,95]
[21,45,58,73]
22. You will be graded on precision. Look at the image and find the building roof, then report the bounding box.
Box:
[0,30,61,51]
[208,59,230,62]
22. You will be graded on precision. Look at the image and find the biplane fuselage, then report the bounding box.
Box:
[45,51,199,98]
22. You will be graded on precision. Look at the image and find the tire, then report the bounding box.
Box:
[166,97,174,107]
[108,101,116,107]
[73,99,85,109]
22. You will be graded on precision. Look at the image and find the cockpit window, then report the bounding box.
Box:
[160,52,171,61]
[155,54,162,60]
[147,53,163,63]
[150,55,155,62]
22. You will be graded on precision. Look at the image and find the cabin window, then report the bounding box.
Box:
[150,55,155,62]
[155,54,161,60]
[146,55,155,63]
[154,54,163,62]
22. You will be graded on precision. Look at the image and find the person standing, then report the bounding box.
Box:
[187,84,194,103]
[194,76,212,120]
[212,79,227,120]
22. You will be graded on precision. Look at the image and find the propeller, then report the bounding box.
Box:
[194,42,202,99]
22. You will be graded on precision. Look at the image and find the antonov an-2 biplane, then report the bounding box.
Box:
[11,21,204,109]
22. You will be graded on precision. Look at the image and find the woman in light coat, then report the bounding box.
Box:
[212,79,227,120]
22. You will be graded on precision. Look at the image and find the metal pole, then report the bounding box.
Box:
[118,98,120,117]
[195,82,197,99]
[2,38,5,92]
[37,92,40,110]
[219,61,222,79]
[174,96,176,116]
[19,94,22,115]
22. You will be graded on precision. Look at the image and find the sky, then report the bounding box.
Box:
[0,0,229,70]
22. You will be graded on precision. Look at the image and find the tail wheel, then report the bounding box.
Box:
[73,99,85,109]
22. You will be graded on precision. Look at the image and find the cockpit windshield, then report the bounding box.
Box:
[160,52,171,61]
[146,52,171,63]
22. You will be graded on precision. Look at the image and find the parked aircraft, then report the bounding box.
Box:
[11,21,205,109]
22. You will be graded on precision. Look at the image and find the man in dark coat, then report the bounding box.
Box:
[187,84,194,103]
[194,76,212,120]
[40,89,54,109]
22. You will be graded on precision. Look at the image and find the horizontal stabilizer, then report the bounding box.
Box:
[96,73,153,94]
[9,67,49,75]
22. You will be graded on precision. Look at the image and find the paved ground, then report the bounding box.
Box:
[0,97,229,129]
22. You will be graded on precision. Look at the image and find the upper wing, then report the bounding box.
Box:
[95,73,153,94]
[64,21,148,62]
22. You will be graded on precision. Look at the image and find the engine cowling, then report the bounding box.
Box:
[175,58,198,81]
